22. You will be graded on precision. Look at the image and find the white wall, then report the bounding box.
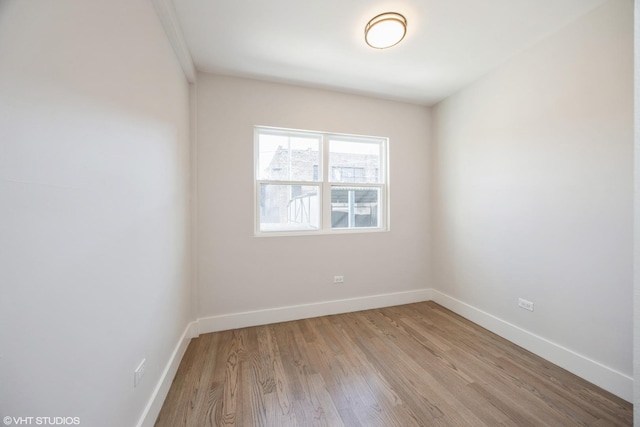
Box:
[196,74,431,322]
[633,0,639,420]
[0,1,191,426]
[433,0,633,393]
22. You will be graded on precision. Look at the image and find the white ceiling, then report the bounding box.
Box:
[172,0,607,106]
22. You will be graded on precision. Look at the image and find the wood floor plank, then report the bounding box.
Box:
[242,328,267,426]
[262,324,298,425]
[155,302,632,426]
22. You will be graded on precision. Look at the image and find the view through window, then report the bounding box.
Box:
[255,127,388,235]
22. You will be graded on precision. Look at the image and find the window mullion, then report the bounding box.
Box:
[257,179,321,186]
[322,135,331,231]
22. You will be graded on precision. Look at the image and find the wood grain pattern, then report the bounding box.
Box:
[155,302,632,426]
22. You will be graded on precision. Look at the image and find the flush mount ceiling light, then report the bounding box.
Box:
[365,12,407,49]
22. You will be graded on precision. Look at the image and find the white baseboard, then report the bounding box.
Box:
[133,289,431,427]
[136,321,198,427]
[196,288,433,334]
[431,289,633,402]
[136,287,631,426]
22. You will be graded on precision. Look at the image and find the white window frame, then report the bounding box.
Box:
[254,126,389,237]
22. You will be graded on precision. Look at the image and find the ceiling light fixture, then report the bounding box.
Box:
[365,12,407,49]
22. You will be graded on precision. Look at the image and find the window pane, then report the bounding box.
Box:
[329,139,381,183]
[260,184,320,232]
[331,187,380,229]
[257,132,321,181]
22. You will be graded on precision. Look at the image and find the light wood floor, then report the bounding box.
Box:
[155,301,632,426]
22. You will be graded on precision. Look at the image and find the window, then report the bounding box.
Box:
[255,126,388,235]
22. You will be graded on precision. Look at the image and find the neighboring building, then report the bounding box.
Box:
[261,147,380,229]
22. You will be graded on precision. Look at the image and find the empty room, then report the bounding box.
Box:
[0,0,637,426]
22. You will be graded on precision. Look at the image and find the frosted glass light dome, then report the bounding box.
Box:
[365,12,407,49]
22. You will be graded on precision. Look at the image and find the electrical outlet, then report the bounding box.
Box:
[518,298,534,312]
[334,275,344,283]
[134,359,146,388]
